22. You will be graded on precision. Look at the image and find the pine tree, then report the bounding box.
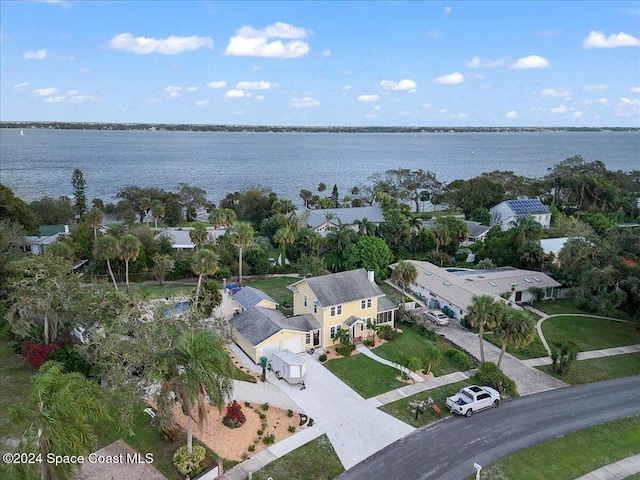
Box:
[71,168,88,221]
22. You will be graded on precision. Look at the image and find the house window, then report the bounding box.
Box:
[306,333,311,345]
[330,325,342,339]
[303,294,308,307]
[313,302,318,314]
[361,298,372,309]
[330,305,342,317]
[376,310,393,325]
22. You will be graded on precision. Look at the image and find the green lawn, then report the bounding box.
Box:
[484,331,549,360]
[126,283,197,299]
[378,282,404,306]
[323,354,407,398]
[379,379,476,427]
[0,334,36,480]
[244,276,299,309]
[372,323,475,375]
[474,415,640,480]
[534,298,631,320]
[250,434,344,480]
[536,352,640,385]
[542,316,640,351]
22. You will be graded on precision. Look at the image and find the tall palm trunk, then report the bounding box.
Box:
[106,258,118,291]
[43,311,49,345]
[194,275,203,309]
[478,324,485,363]
[125,260,130,292]
[238,247,244,284]
[186,415,193,453]
[498,343,507,367]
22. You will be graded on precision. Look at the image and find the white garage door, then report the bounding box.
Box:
[282,336,304,354]
[260,342,280,360]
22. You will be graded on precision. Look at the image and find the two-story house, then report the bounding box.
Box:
[230,268,397,364]
[489,199,551,232]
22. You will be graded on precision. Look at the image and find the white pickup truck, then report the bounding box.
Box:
[445,385,500,417]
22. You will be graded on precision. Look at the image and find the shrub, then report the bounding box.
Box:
[363,339,374,347]
[406,356,423,372]
[550,341,580,376]
[257,429,263,436]
[378,325,399,341]
[48,343,92,377]
[262,434,276,445]
[445,348,472,371]
[288,425,296,433]
[21,338,67,369]
[476,362,518,397]
[422,343,442,374]
[336,344,352,357]
[259,413,266,420]
[222,400,246,428]
[319,353,327,362]
[286,409,294,417]
[248,445,255,452]
[261,402,269,411]
[244,401,251,408]
[172,444,206,476]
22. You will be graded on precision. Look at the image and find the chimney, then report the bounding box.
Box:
[367,270,374,283]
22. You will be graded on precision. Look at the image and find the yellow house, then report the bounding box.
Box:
[230,270,397,364]
[287,268,397,348]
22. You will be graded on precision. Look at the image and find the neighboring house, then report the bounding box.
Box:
[304,206,385,237]
[23,225,69,255]
[540,237,576,266]
[422,219,491,245]
[490,199,551,232]
[230,268,397,363]
[154,227,225,250]
[392,260,561,319]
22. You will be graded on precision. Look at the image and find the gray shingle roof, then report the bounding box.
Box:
[233,286,278,310]
[377,296,398,312]
[231,307,321,347]
[293,268,384,307]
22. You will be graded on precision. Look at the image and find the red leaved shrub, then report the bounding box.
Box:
[21,338,69,369]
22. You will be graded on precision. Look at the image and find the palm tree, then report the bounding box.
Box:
[391,260,418,306]
[151,200,165,229]
[228,221,254,284]
[466,295,503,363]
[139,197,152,225]
[353,217,376,236]
[433,222,452,253]
[494,308,535,367]
[189,224,209,251]
[11,361,109,480]
[300,189,313,208]
[209,208,236,231]
[93,234,120,290]
[119,234,141,292]
[512,216,543,245]
[191,249,219,307]
[273,226,295,266]
[84,206,104,240]
[170,330,234,453]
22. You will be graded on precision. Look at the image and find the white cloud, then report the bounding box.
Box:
[207,81,227,89]
[572,110,583,118]
[443,6,452,15]
[540,88,572,100]
[252,65,262,71]
[457,113,469,118]
[511,55,551,69]
[551,104,568,114]
[583,84,608,92]
[23,49,47,60]
[44,94,98,104]
[373,105,382,111]
[342,85,352,91]
[597,98,610,105]
[187,86,198,92]
[289,96,320,107]
[583,30,640,48]
[33,87,59,96]
[236,80,277,90]
[13,82,29,89]
[195,100,209,106]
[54,54,76,61]
[620,97,640,106]
[321,49,331,57]
[225,89,247,98]
[145,98,161,104]
[422,103,431,109]
[505,110,518,119]
[37,0,72,8]
[255,95,265,100]
[357,94,379,102]
[433,72,464,84]
[106,33,213,55]
[163,86,182,98]
[629,87,640,93]
[380,79,417,91]
[464,56,509,68]
[234,110,246,115]
[399,110,416,116]
[225,22,310,58]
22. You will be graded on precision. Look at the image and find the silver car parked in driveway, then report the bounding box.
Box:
[424,310,450,326]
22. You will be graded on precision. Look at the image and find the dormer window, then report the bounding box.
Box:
[303,294,308,307]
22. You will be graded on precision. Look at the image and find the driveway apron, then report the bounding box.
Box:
[270,356,415,470]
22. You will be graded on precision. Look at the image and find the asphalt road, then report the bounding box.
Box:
[337,375,640,480]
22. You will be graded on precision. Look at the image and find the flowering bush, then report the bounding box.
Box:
[222,400,246,429]
[21,338,68,368]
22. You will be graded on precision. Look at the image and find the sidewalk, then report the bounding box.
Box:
[522,344,640,367]
[574,453,640,480]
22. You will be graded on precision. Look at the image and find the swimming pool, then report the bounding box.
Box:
[162,301,190,316]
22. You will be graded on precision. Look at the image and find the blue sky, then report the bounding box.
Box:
[1,1,639,127]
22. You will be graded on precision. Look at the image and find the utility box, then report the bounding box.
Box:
[269,349,306,384]
[260,356,268,368]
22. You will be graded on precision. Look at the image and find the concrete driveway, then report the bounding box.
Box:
[269,356,415,470]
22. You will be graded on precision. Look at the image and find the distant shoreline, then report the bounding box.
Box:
[1,122,637,133]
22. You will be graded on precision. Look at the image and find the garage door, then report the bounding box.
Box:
[260,342,280,360]
[282,336,304,354]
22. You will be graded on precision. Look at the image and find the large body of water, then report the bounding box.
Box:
[1,128,638,204]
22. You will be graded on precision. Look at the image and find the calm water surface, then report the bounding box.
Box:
[1,129,638,204]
